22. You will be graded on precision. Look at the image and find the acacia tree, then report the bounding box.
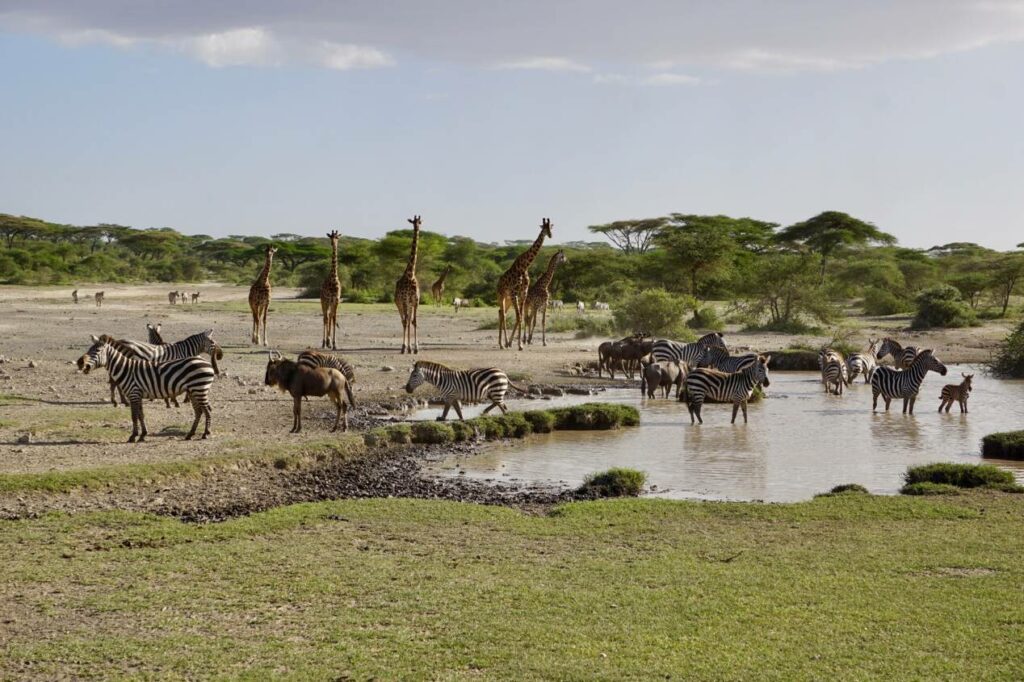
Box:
[654,216,737,299]
[588,218,665,254]
[740,252,834,329]
[989,254,1024,317]
[776,211,896,283]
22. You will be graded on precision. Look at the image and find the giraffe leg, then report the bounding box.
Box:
[497,297,508,349]
[541,306,548,346]
[412,303,419,354]
[262,305,269,346]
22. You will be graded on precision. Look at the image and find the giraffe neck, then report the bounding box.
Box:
[329,240,339,282]
[256,252,274,287]
[437,267,451,285]
[512,230,548,275]
[404,227,420,279]
[535,254,561,289]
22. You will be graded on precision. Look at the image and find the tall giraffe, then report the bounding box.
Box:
[431,265,453,306]
[496,218,553,350]
[394,215,422,354]
[525,249,567,346]
[248,244,277,346]
[320,230,342,349]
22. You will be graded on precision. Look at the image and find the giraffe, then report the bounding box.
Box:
[496,218,553,350]
[525,250,567,346]
[248,244,277,346]
[394,215,422,354]
[320,230,342,349]
[431,265,453,306]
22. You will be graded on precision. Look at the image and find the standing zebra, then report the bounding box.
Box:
[876,337,917,369]
[404,360,526,421]
[821,352,848,396]
[870,349,947,414]
[682,355,771,424]
[77,337,215,442]
[939,373,974,413]
[698,345,758,373]
[651,332,725,369]
[847,338,879,384]
[103,330,223,408]
[297,349,356,383]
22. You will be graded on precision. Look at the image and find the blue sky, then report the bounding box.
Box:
[1,1,1022,249]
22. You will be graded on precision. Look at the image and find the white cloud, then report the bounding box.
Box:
[315,41,393,70]
[641,72,701,86]
[56,28,137,48]
[495,57,591,72]
[185,27,279,67]
[592,73,629,84]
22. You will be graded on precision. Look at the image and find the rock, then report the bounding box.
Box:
[16,433,31,444]
[27,360,37,368]
[541,387,565,396]
[566,388,591,396]
[248,388,258,394]
[381,366,395,372]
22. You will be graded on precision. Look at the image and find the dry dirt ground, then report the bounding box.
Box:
[0,283,1012,478]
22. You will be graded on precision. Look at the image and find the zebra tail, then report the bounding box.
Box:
[507,381,531,394]
[344,380,355,408]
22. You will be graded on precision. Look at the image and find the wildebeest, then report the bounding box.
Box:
[598,334,650,379]
[264,351,355,433]
[641,360,685,399]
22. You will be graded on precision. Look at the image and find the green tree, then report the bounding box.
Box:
[776,211,896,282]
[588,218,665,254]
[654,215,740,299]
[989,254,1024,317]
[740,253,834,330]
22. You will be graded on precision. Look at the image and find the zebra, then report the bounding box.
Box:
[876,337,917,369]
[870,349,947,414]
[77,336,215,442]
[297,349,356,383]
[102,330,223,408]
[452,297,471,312]
[403,360,526,421]
[821,353,848,396]
[146,323,166,345]
[548,299,564,309]
[576,301,585,314]
[847,338,879,384]
[939,373,974,413]
[698,345,757,373]
[682,354,771,424]
[651,332,725,370]
[594,302,610,310]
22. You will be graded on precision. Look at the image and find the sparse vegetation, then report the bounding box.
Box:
[577,468,647,497]
[900,482,961,496]
[612,289,693,338]
[826,483,870,495]
[550,403,640,430]
[988,319,1024,379]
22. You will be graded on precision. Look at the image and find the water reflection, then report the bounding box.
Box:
[424,365,1024,501]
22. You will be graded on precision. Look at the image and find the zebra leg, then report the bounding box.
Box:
[128,400,141,442]
[438,402,452,421]
[872,389,879,411]
[938,399,946,413]
[909,395,918,414]
[741,401,748,423]
[883,397,891,411]
[454,401,466,420]
[185,397,202,439]
[961,398,968,413]
[731,402,740,424]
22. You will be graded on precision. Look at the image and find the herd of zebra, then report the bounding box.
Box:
[595,332,974,423]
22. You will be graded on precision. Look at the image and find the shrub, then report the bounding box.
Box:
[573,316,616,339]
[988,319,1024,379]
[495,412,533,438]
[862,287,912,316]
[577,468,647,498]
[449,421,477,442]
[982,431,1024,460]
[410,422,455,445]
[472,416,507,440]
[900,482,961,496]
[612,289,694,338]
[911,285,977,330]
[524,410,556,434]
[386,424,412,445]
[743,319,822,335]
[829,483,869,494]
[551,403,640,430]
[904,462,1015,488]
[363,427,391,447]
[688,306,724,332]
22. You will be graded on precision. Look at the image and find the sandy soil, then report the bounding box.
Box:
[0,283,1012,476]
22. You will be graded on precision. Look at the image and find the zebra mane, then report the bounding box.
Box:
[414,360,452,372]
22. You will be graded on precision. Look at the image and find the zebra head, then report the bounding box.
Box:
[405,363,426,394]
[912,349,947,376]
[752,354,772,387]
[77,336,111,374]
[961,373,975,393]
[876,338,900,361]
[698,345,729,369]
[696,332,725,350]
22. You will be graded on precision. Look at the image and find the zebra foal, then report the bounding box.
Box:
[870,349,947,414]
[682,354,771,424]
[77,336,215,442]
[818,348,848,395]
[846,338,879,384]
[404,360,525,421]
[939,373,974,413]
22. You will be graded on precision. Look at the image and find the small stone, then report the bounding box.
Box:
[566,388,591,396]
[27,360,37,368]
[248,388,258,394]
[16,433,31,444]
[541,387,565,396]
[381,366,395,372]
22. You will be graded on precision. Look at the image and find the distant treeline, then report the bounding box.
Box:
[1,211,1022,327]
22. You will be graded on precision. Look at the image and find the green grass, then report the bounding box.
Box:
[904,462,1016,489]
[983,431,1024,460]
[3,492,1024,678]
[578,467,647,497]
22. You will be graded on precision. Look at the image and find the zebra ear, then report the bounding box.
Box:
[205,328,214,337]
[90,334,99,343]
[762,354,772,366]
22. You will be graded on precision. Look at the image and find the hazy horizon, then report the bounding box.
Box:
[1,1,1022,250]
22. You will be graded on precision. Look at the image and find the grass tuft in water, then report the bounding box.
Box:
[982,431,1024,460]
[578,468,647,498]
[900,482,961,496]
[904,462,1015,489]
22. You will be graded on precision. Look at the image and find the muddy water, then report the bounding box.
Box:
[424,365,1024,502]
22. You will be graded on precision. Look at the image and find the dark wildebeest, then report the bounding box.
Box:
[598,333,648,379]
[641,359,685,399]
[264,351,355,433]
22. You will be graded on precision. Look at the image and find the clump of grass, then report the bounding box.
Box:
[411,422,455,445]
[386,424,412,445]
[362,427,390,447]
[904,462,1015,489]
[523,410,556,434]
[551,403,639,430]
[900,482,961,496]
[982,431,1024,461]
[449,421,477,442]
[831,483,870,495]
[577,468,647,498]
[496,412,533,438]
[472,416,507,440]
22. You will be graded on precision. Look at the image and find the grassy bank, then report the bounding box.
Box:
[3,491,1024,679]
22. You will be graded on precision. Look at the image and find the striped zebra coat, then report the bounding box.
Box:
[821,352,848,396]
[77,337,215,442]
[697,345,758,373]
[651,332,725,369]
[297,350,356,383]
[939,373,973,413]
[846,338,879,384]
[876,338,917,369]
[100,330,222,408]
[682,354,771,424]
[404,361,525,421]
[870,349,947,414]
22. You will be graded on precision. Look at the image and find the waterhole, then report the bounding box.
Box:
[422,365,1024,502]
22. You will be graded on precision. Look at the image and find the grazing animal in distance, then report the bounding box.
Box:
[871,349,947,414]
[180,292,188,304]
[847,338,879,383]
[452,297,471,312]
[264,351,354,433]
[939,373,974,413]
[168,291,178,305]
[641,360,685,399]
[876,337,917,369]
[94,292,104,307]
[77,337,215,442]
[248,244,277,346]
[683,355,772,425]
[146,323,165,345]
[576,300,585,314]
[191,292,200,304]
[72,289,79,304]
[593,301,610,310]
[404,360,526,421]
[431,264,453,306]
[496,218,553,350]
[525,250,567,346]
[395,215,422,354]
[320,229,343,350]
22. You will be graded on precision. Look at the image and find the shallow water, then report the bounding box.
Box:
[423,365,1024,502]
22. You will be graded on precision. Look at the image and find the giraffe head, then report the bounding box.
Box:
[408,215,422,230]
[553,249,567,266]
[540,218,553,239]
[327,230,341,244]
[264,244,278,258]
